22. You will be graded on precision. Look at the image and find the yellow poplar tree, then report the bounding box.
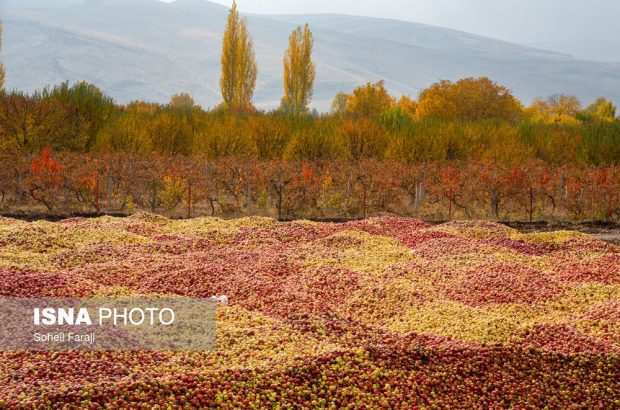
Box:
[220,1,257,112]
[282,24,316,113]
[0,21,5,90]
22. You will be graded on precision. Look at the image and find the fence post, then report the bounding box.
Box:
[448,187,453,220]
[529,186,533,223]
[362,183,367,220]
[95,172,100,215]
[187,181,192,219]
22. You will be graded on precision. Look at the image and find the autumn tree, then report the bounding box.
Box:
[380,96,417,130]
[338,118,387,159]
[249,115,291,159]
[194,115,255,158]
[345,80,395,117]
[220,1,257,113]
[416,77,522,122]
[147,111,193,155]
[525,94,581,125]
[0,90,81,152]
[281,24,316,113]
[398,95,417,119]
[284,118,342,161]
[126,101,160,114]
[28,147,64,210]
[94,110,149,153]
[159,168,188,213]
[583,97,617,122]
[330,92,348,115]
[169,93,196,110]
[94,101,162,153]
[49,81,117,150]
[548,94,581,118]
[0,21,5,90]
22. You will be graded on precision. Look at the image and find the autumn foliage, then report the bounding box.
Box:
[220,1,257,112]
[28,147,63,210]
[0,74,618,222]
[282,24,316,113]
[342,80,395,117]
[416,77,522,121]
[1,151,618,221]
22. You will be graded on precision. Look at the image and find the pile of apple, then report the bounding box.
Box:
[0,214,618,407]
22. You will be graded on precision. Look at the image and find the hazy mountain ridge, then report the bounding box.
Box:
[2,0,619,110]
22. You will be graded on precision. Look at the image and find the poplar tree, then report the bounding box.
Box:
[282,24,316,113]
[220,1,257,112]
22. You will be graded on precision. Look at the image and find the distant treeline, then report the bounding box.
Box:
[0,80,619,166]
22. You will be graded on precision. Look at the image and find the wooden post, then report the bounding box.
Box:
[529,186,533,223]
[187,181,192,219]
[362,182,367,219]
[95,172,100,215]
[448,188,453,220]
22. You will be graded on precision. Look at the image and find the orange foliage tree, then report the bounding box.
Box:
[416,77,522,122]
[29,147,63,210]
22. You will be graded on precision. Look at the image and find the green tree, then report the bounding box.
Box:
[281,24,316,113]
[220,1,257,112]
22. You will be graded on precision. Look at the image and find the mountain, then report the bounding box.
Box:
[2,0,619,111]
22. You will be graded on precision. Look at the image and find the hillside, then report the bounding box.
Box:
[2,0,619,110]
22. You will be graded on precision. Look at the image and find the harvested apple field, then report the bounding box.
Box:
[0,214,619,409]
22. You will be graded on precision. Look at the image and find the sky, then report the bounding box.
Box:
[162,0,620,61]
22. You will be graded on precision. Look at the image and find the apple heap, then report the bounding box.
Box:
[0,214,618,407]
